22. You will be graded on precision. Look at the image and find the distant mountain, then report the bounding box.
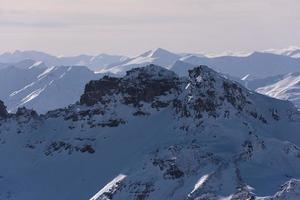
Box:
[0,59,47,70]
[0,50,128,71]
[98,48,181,74]
[3,48,300,79]
[0,60,47,101]
[173,52,300,78]
[91,48,300,79]
[1,65,300,199]
[246,73,300,108]
[0,64,102,113]
[263,46,300,58]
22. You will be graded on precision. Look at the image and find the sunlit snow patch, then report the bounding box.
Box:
[90,174,127,200]
[9,82,35,97]
[37,66,56,79]
[196,76,203,82]
[185,83,191,90]
[189,174,210,195]
[18,86,47,106]
[28,61,43,69]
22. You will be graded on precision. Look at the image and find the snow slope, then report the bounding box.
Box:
[255,73,300,108]
[0,61,47,105]
[0,65,300,200]
[0,65,102,113]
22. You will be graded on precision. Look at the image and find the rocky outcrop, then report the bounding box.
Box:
[0,100,8,119]
[80,64,179,107]
[259,179,300,200]
[16,107,38,118]
[79,65,286,128]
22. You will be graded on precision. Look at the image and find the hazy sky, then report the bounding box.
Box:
[0,0,299,56]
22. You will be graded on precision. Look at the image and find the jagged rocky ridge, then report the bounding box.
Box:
[1,65,300,200]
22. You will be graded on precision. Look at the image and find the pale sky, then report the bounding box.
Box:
[0,0,299,56]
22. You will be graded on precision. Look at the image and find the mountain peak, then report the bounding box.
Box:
[150,48,179,58]
[138,48,179,59]
[124,64,177,80]
[80,64,179,106]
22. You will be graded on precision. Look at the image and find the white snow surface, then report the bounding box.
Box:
[255,73,300,108]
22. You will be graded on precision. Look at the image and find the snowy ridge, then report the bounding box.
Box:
[0,50,128,71]
[98,48,181,75]
[174,52,300,78]
[263,46,300,58]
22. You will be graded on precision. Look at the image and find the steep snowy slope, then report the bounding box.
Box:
[0,50,128,71]
[255,73,300,108]
[4,66,102,113]
[0,62,47,104]
[99,48,180,74]
[1,65,300,200]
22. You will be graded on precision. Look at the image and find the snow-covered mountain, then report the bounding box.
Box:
[0,64,102,113]
[175,52,300,78]
[1,65,300,200]
[0,50,128,71]
[0,61,47,102]
[248,73,300,108]
[263,46,300,58]
[98,48,181,74]
[91,47,300,78]
[2,48,300,114]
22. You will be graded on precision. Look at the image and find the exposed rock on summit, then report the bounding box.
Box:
[80,64,180,107]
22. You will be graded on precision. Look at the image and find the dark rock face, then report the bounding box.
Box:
[0,100,8,119]
[223,81,249,111]
[152,158,184,180]
[121,76,178,107]
[44,141,95,156]
[80,65,179,107]
[78,65,277,129]
[80,76,120,106]
[16,107,38,118]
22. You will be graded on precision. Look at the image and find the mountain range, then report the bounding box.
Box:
[2,46,300,78]
[0,50,128,71]
[1,47,300,114]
